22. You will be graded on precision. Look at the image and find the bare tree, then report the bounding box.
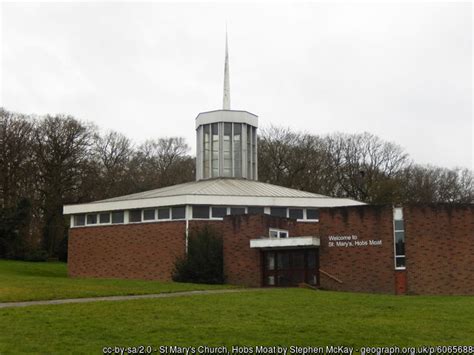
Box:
[131,137,194,190]
[92,131,134,198]
[324,132,409,202]
[0,109,35,209]
[34,114,95,256]
[400,165,473,203]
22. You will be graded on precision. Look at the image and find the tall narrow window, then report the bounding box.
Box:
[393,207,406,269]
[247,125,252,179]
[233,123,242,178]
[211,123,219,177]
[203,125,210,179]
[252,126,257,179]
[223,123,232,177]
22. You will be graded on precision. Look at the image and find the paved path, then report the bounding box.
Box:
[0,288,270,309]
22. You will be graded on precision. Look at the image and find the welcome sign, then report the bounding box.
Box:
[327,235,383,248]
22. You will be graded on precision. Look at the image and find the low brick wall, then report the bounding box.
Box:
[68,221,186,281]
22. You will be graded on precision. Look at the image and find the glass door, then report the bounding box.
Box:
[262,249,319,287]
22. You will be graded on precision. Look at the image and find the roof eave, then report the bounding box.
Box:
[63,194,365,215]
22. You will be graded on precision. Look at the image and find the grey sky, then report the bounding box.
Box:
[1,2,472,169]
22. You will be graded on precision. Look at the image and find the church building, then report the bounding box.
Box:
[64,36,473,295]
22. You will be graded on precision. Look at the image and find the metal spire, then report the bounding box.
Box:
[223,28,231,110]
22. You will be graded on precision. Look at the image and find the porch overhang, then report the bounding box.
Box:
[249,236,320,249]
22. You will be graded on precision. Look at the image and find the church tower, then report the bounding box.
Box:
[195,32,258,181]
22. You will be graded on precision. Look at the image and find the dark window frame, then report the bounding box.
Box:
[192,205,210,219]
[143,209,156,221]
[211,207,227,218]
[129,209,142,223]
[289,208,303,220]
[158,208,170,220]
[306,208,320,220]
[111,211,125,224]
[172,206,186,220]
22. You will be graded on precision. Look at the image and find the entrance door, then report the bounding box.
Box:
[262,249,319,287]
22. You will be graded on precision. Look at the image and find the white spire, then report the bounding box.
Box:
[223,29,231,110]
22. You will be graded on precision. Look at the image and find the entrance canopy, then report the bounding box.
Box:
[249,236,320,249]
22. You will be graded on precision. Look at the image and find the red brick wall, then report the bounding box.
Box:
[317,206,396,294]
[404,205,474,295]
[68,221,186,281]
[67,204,474,295]
[395,271,407,295]
[222,214,310,287]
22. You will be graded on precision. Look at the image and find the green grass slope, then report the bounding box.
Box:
[0,260,232,302]
[0,289,472,354]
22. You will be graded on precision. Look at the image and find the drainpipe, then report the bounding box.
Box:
[185,205,192,254]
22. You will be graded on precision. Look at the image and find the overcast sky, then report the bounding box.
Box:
[1,2,472,169]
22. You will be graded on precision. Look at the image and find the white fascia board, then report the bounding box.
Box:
[195,110,258,129]
[63,194,364,215]
[250,236,320,249]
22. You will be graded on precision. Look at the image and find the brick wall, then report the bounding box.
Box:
[404,205,474,295]
[222,214,314,287]
[67,204,474,295]
[317,206,396,294]
[68,221,186,281]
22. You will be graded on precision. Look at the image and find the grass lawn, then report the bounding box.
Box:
[0,260,232,302]
[0,289,473,354]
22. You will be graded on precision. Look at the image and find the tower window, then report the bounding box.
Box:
[211,123,219,177]
[233,123,242,178]
[247,125,252,179]
[223,123,232,177]
[203,125,210,179]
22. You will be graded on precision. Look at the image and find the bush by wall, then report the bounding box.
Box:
[173,225,224,284]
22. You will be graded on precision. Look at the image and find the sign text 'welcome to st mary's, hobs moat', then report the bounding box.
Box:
[327,235,382,248]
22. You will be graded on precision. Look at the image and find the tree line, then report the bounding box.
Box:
[258,126,473,204]
[0,108,472,260]
[0,108,194,260]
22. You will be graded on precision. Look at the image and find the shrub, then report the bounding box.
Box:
[58,233,68,262]
[173,225,224,284]
[24,249,49,262]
